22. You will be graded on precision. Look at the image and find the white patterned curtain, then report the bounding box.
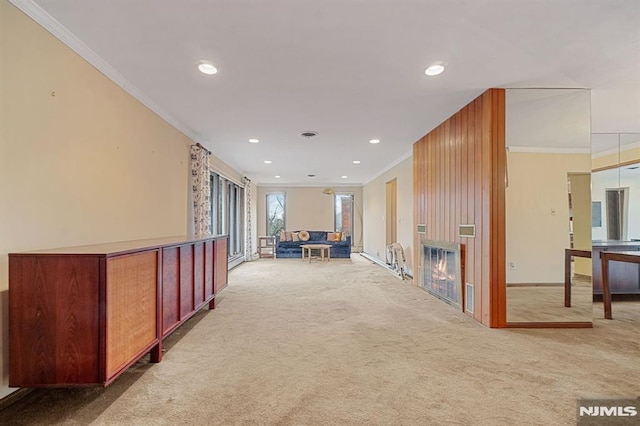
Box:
[242,176,254,261]
[190,144,211,236]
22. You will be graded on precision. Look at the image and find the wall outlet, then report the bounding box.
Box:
[509,261,516,270]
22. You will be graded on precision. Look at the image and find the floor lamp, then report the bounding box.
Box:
[322,188,363,252]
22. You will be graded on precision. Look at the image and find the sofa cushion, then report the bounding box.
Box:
[298,230,310,241]
[308,231,326,241]
[279,230,293,241]
[327,232,342,242]
[292,232,300,242]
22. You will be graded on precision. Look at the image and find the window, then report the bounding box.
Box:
[210,172,244,260]
[266,193,285,236]
[334,193,354,244]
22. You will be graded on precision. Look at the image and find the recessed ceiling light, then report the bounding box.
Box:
[341,175,348,179]
[369,139,381,144]
[275,175,281,178]
[300,131,318,138]
[198,61,218,75]
[307,174,316,177]
[424,64,445,76]
[353,160,361,164]
[248,138,260,143]
[264,160,272,164]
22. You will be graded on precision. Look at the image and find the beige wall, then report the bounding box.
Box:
[568,173,592,276]
[256,186,363,247]
[593,146,640,170]
[0,2,246,398]
[362,156,413,275]
[506,152,591,283]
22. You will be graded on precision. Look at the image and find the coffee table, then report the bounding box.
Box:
[301,244,331,263]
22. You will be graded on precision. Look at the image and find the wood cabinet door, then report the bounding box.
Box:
[179,245,194,319]
[162,247,180,335]
[9,255,100,386]
[204,240,214,300]
[214,238,229,294]
[105,252,157,380]
[193,242,205,309]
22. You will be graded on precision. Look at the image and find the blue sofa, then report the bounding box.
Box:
[276,231,351,258]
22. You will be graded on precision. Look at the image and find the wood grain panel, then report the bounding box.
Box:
[105,251,157,379]
[204,240,214,299]
[9,255,100,386]
[162,247,180,334]
[473,97,483,319]
[413,89,506,327]
[193,242,205,309]
[214,238,229,294]
[492,89,506,327]
[179,246,194,319]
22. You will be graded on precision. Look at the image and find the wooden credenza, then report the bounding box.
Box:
[592,241,640,295]
[9,235,228,387]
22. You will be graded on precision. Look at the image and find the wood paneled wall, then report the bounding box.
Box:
[413,89,506,327]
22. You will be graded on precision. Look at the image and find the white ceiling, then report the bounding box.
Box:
[506,89,591,151]
[13,0,640,185]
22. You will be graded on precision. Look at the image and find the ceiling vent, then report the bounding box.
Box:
[300,131,318,138]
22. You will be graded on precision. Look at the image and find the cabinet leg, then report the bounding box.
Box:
[150,341,162,363]
[564,250,571,307]
[209,297,216,310]
[601,256,613,319]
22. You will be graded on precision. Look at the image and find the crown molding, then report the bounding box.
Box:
[256,183,363,189]
[9,0,205,146]
[506,146,590,154]
[592,140,640,158]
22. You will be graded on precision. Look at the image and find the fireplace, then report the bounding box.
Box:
[419,239,464,308]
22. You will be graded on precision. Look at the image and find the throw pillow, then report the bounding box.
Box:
[284,231,293,241]
[292,232,300,242]
[333,231,342,241]
[298,230,310,241]
[279,230,286,241]
[326,232,341,242]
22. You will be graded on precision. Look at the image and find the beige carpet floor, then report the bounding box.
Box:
[1,255,639,425]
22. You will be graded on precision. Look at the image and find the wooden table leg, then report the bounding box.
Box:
[601,255,613,319]
[327,247,330,262]
[564,249,571,307]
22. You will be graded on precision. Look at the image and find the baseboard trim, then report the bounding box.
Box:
[0,388,33,412]
[574,273,591,280]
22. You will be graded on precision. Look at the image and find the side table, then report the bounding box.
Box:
[258,236,276,258]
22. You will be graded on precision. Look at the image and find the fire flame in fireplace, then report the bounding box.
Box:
[432,257,454,282]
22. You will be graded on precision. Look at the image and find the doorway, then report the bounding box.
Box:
[606,187,628,240]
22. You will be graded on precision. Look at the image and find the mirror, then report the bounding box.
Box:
[505,88,593,325]
[591,133,640,307]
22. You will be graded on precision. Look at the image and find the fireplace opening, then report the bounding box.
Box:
[419,240,464,308]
